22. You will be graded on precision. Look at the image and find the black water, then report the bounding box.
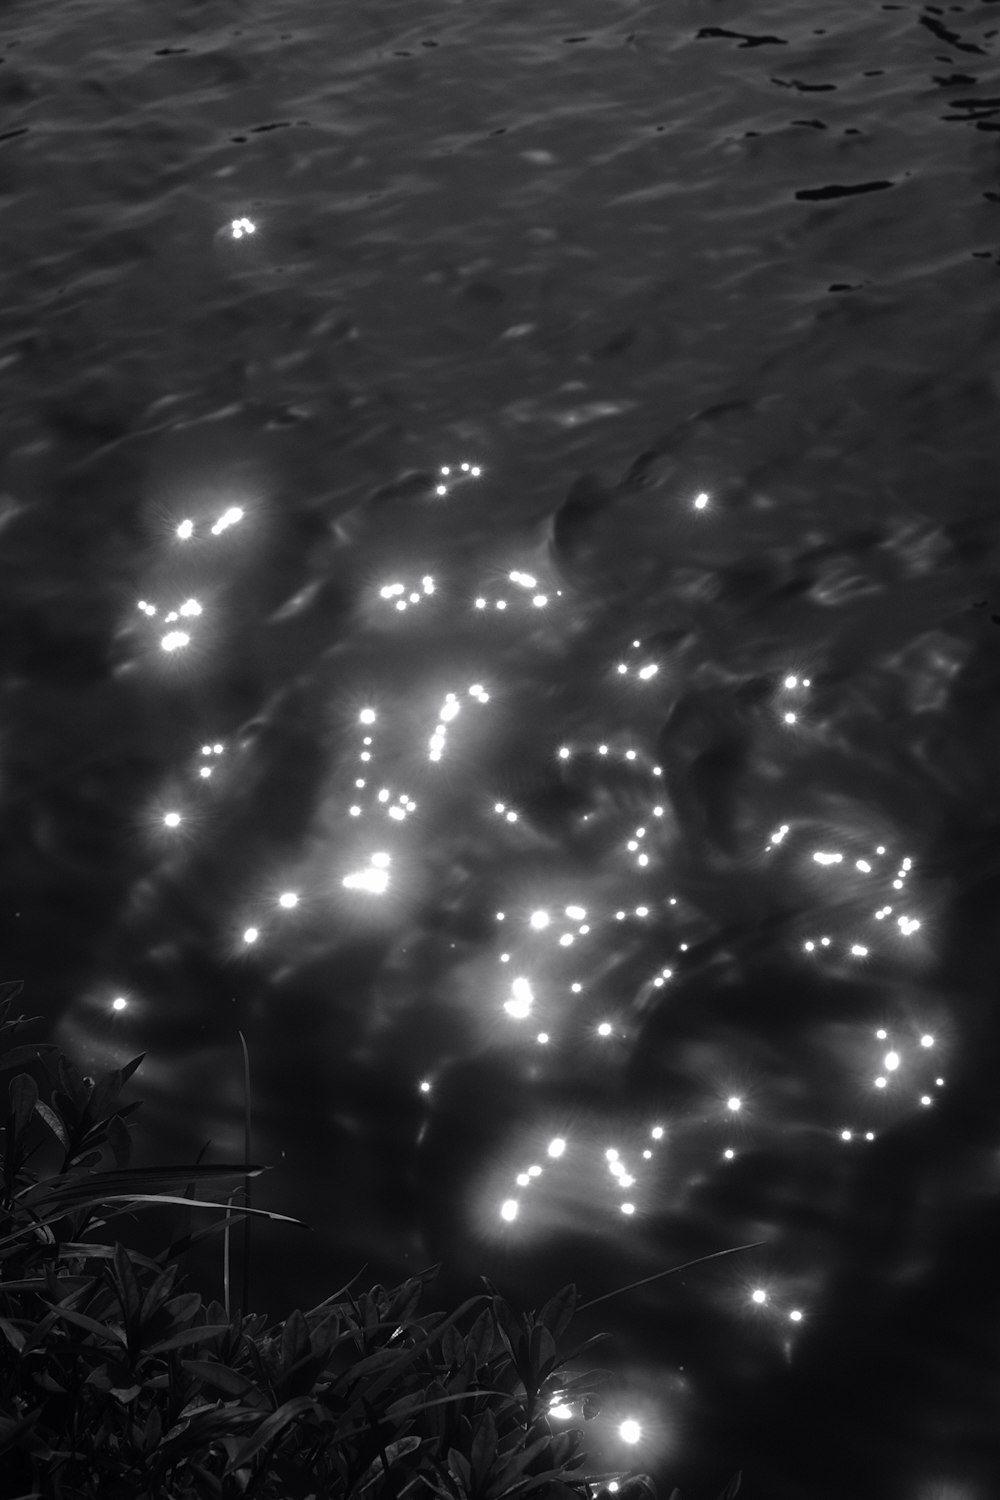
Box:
[4,2,1000,1496]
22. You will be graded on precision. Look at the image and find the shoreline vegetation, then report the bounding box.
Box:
[0,978,742,1500]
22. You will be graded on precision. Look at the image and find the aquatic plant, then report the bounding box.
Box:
[0,979,742,1499]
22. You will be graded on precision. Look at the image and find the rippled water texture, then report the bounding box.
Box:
[4,1,1000,1496]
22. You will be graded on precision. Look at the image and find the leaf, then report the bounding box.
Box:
[470,1405,499,1483]
[110,1239,143,1330]
[0,979,24,1007]
[223,1395,321,1471]
[280,1307,311,1370]
[528,1325,557,1384]
[33,1099,68,1150]
[8,1072,38,1132]
[356,1435,424,1494]
[145,1323,236,1355]
[537,1284,577,1344]
[448,1447,473,1491]
[180,1358,262,1400]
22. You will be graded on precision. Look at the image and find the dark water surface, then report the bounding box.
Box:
[5,1,1000,1495]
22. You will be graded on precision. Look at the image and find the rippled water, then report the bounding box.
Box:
[5,1,1000,1495]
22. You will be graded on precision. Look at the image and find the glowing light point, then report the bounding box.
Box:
[693,492,709,509]
[111,996,127,1012]
[500,1200,519,1222]
[620,1202,635,1216]
[619,1419,642,1444]
[751,1289,768,1305]
[176,519,194,540]
[163,812,181,828]
[726,1096,742,1113]
[530,910,550,930]
[161,631,190,652]
[243,927,259,945]
[211,506,243,534]
[278,892,299,909]
[230,216,255,238]
[506,976,534,1018]
[548,1137,566,1158]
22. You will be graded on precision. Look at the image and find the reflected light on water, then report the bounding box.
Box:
[110,417,954,1482]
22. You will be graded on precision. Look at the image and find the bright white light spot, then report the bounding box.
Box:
[176,519,194,540]
[751,1288,767,1305]
[620,1202,635,1215]
[500,1199,519,1223]
[813,851,843,866]
[361,708,377,726]
[112,996,128,1012]
[619,1418,642,1444]
[243,927,258,945]
[163,812,181,828]
[565,905,586,920]
[230,216,255,238]
[278,892,298,909]
[530,910,550,930]
[726,1096,742,1113]
[885,1051,900,1071]
[161,631,190,652]
[639,664,658,679]
[211,506,243,534]
[548,1137,566,1158]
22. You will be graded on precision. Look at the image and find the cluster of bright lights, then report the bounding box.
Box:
[616,640,660,681]
[378,576,436,611]
[343,851,391,894]
[428,684,489,762]
[475,569,551,612]
[123,422,945,1408]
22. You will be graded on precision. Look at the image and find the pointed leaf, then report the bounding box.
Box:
[470,1405,499,1482]
[448,1448,472,1490]
[180,1358,262,1400]
[145,1323,235,1355]
[223,1395,321,1471]
[32,1099,68,1150]
[280,1307,311,1370]
[528,1324,557,1383]
[111,1240,143,1327]
[537,1284,577,1344]
[8,1072,38,1130]
[40,1300,127,1345]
